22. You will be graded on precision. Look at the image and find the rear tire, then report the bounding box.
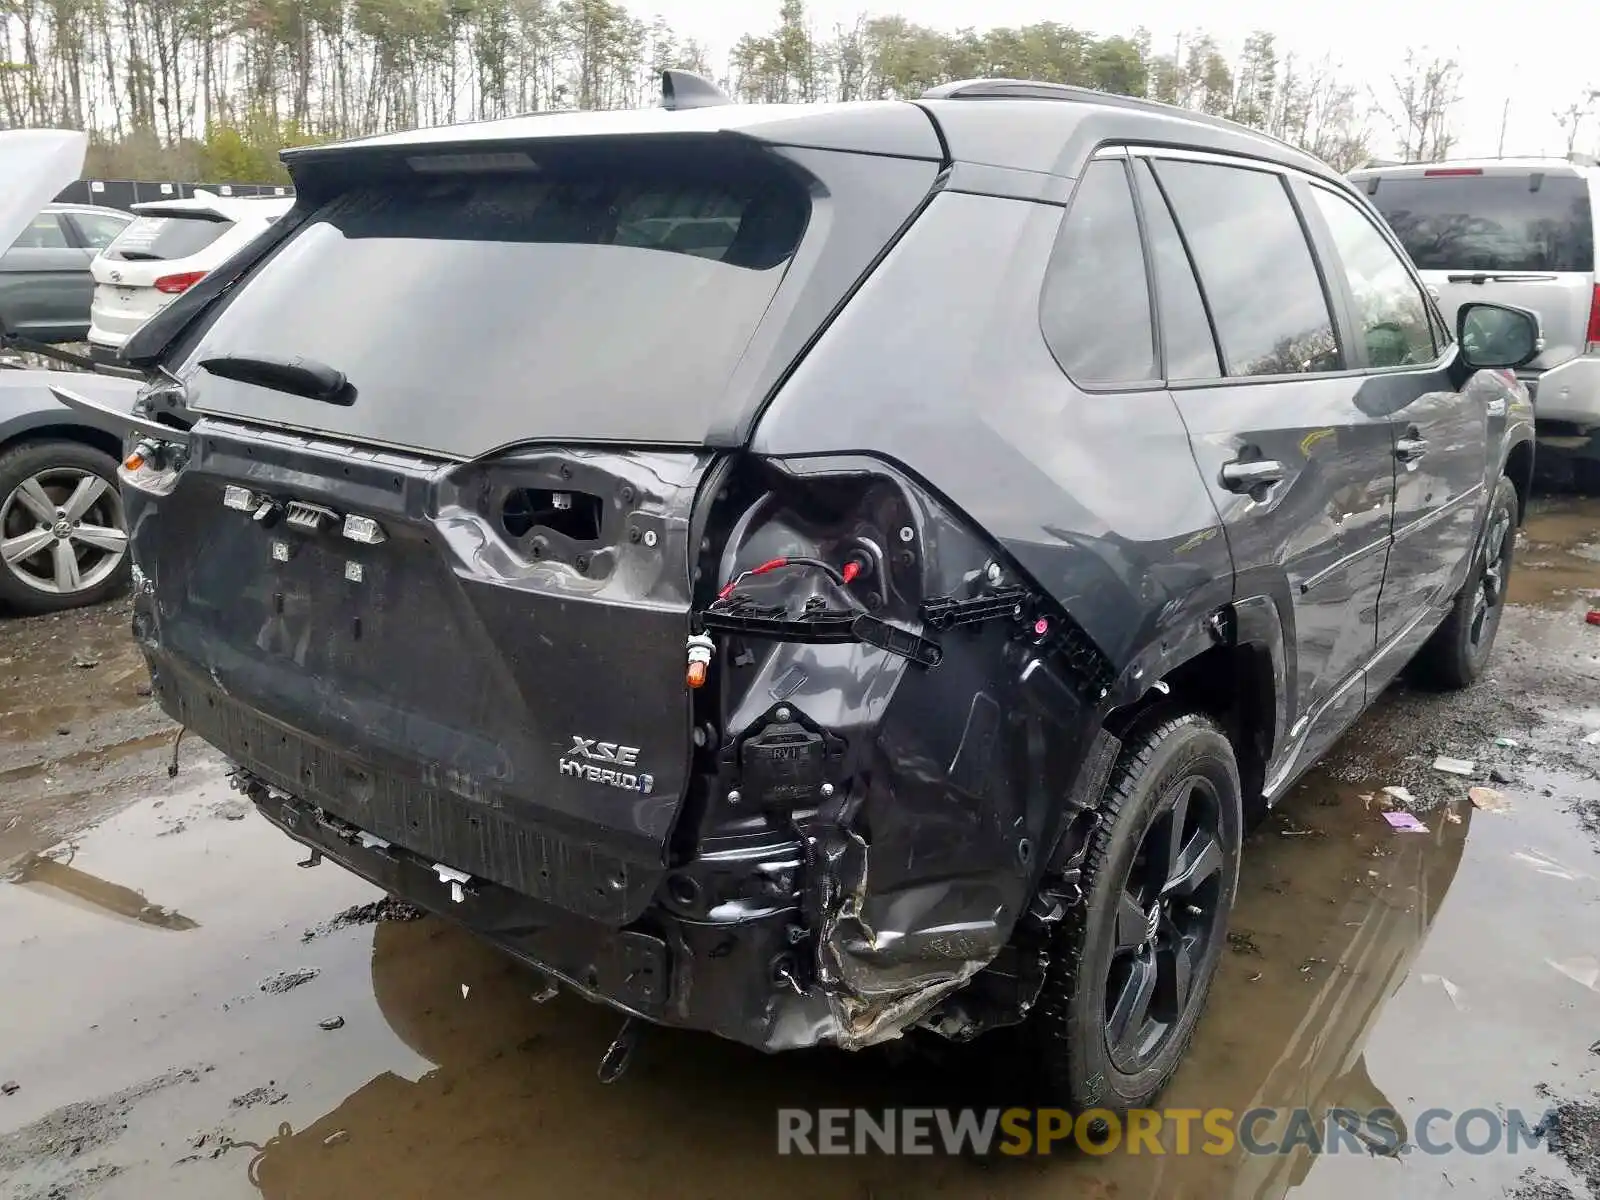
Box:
[1411,474,1518,691]
[1020,711,1242,1112]
[0,440,130,615]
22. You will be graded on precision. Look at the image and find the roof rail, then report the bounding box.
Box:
[662,70,730,111]
[922,78,1101,103]
[920,77,1309,158]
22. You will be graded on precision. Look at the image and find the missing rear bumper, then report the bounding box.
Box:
[238,698,1114,1056]
[251,783,845,1046]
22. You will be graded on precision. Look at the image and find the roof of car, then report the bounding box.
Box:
[918,81,1336,180]
[1350,156,1598,179]
[282,80,1345,186]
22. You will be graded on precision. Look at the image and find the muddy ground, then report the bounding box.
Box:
[1,496,1598,1200]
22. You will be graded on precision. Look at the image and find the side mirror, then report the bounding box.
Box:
[1457,302,1543,371]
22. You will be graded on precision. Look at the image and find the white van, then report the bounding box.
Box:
[87,191,292,362]
[1350,158,1600,463]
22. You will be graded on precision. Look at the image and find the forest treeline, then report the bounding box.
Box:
[0,0,1428,182]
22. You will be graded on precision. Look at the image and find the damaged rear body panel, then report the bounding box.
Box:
[124,425,1125,1051]
[113,92,1220,1054]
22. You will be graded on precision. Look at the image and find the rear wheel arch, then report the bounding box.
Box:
[1021,707,1244,1110]
[2,421,124,464]
[1102,612,1284,826]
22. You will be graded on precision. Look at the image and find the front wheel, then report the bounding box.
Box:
[1412,474,1518,690]
[0,440,131,615]
[1021,711,1242,1112]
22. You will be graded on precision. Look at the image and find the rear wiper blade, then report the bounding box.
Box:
[199,353,354,405]
[1445,272,1559,284]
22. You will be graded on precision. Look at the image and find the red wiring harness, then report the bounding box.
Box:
[715,556,849,603]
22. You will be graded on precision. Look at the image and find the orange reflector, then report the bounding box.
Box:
[123,452,146,471]
[686,660,708,689]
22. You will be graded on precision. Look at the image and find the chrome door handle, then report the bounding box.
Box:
[1220,460,1286,492]
[1395,436,1429,462]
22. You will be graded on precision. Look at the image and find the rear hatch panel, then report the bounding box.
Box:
[125,121,943,926]
[1360,165,1595,368]
[131,421,710,923]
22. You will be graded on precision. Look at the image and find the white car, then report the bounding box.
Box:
[87,191,293,362]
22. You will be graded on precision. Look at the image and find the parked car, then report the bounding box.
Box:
[0,202,133,345]
[0,130,141,615]
[1350,157,1599,470]
[87,191,293,362]
[54,75,1539,1111]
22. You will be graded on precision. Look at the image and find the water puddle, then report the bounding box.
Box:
[7,850,200,931]
[1511,497,1600,610]
[2,501,1597,1200]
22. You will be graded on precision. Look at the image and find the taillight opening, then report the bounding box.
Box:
[1423,167,1484,177]
[154,270,207,295]
[1587,283,1600,354]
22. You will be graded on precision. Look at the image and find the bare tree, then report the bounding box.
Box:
[1291,55,1375,171]
[1383,50,1461,162]
[1554,87,1598,155]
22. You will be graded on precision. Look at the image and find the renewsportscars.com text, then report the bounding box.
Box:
[776,1106,1557,1157]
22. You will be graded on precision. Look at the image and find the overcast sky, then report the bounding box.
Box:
[645,0,1597,160]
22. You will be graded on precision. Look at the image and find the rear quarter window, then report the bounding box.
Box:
[1365,173,1595,272]
[1039,158,1159,387]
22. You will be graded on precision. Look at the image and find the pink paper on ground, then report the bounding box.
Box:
[1382,811,1429,833]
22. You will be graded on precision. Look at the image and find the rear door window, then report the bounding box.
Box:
[1154,159,1343,377]
[106,215,234,262]
[1132,159,1222,381]
[1364,172,1594,272]
[69,210,133,249]
[12,213,70,249]
[1039,158,1158,386]
[1309,186,1438,368]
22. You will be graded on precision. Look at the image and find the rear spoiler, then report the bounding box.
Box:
[129,201,233,222]
[129,191,292,223]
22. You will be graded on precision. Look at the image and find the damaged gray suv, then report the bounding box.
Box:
[56,74,1540,1111]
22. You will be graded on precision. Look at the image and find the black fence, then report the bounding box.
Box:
[51,179,293,212]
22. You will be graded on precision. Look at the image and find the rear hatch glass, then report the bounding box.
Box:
[106,214,234,262]
[1363,171,1596,365]
[177,145,812,457]
[1364,172,1594,272]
